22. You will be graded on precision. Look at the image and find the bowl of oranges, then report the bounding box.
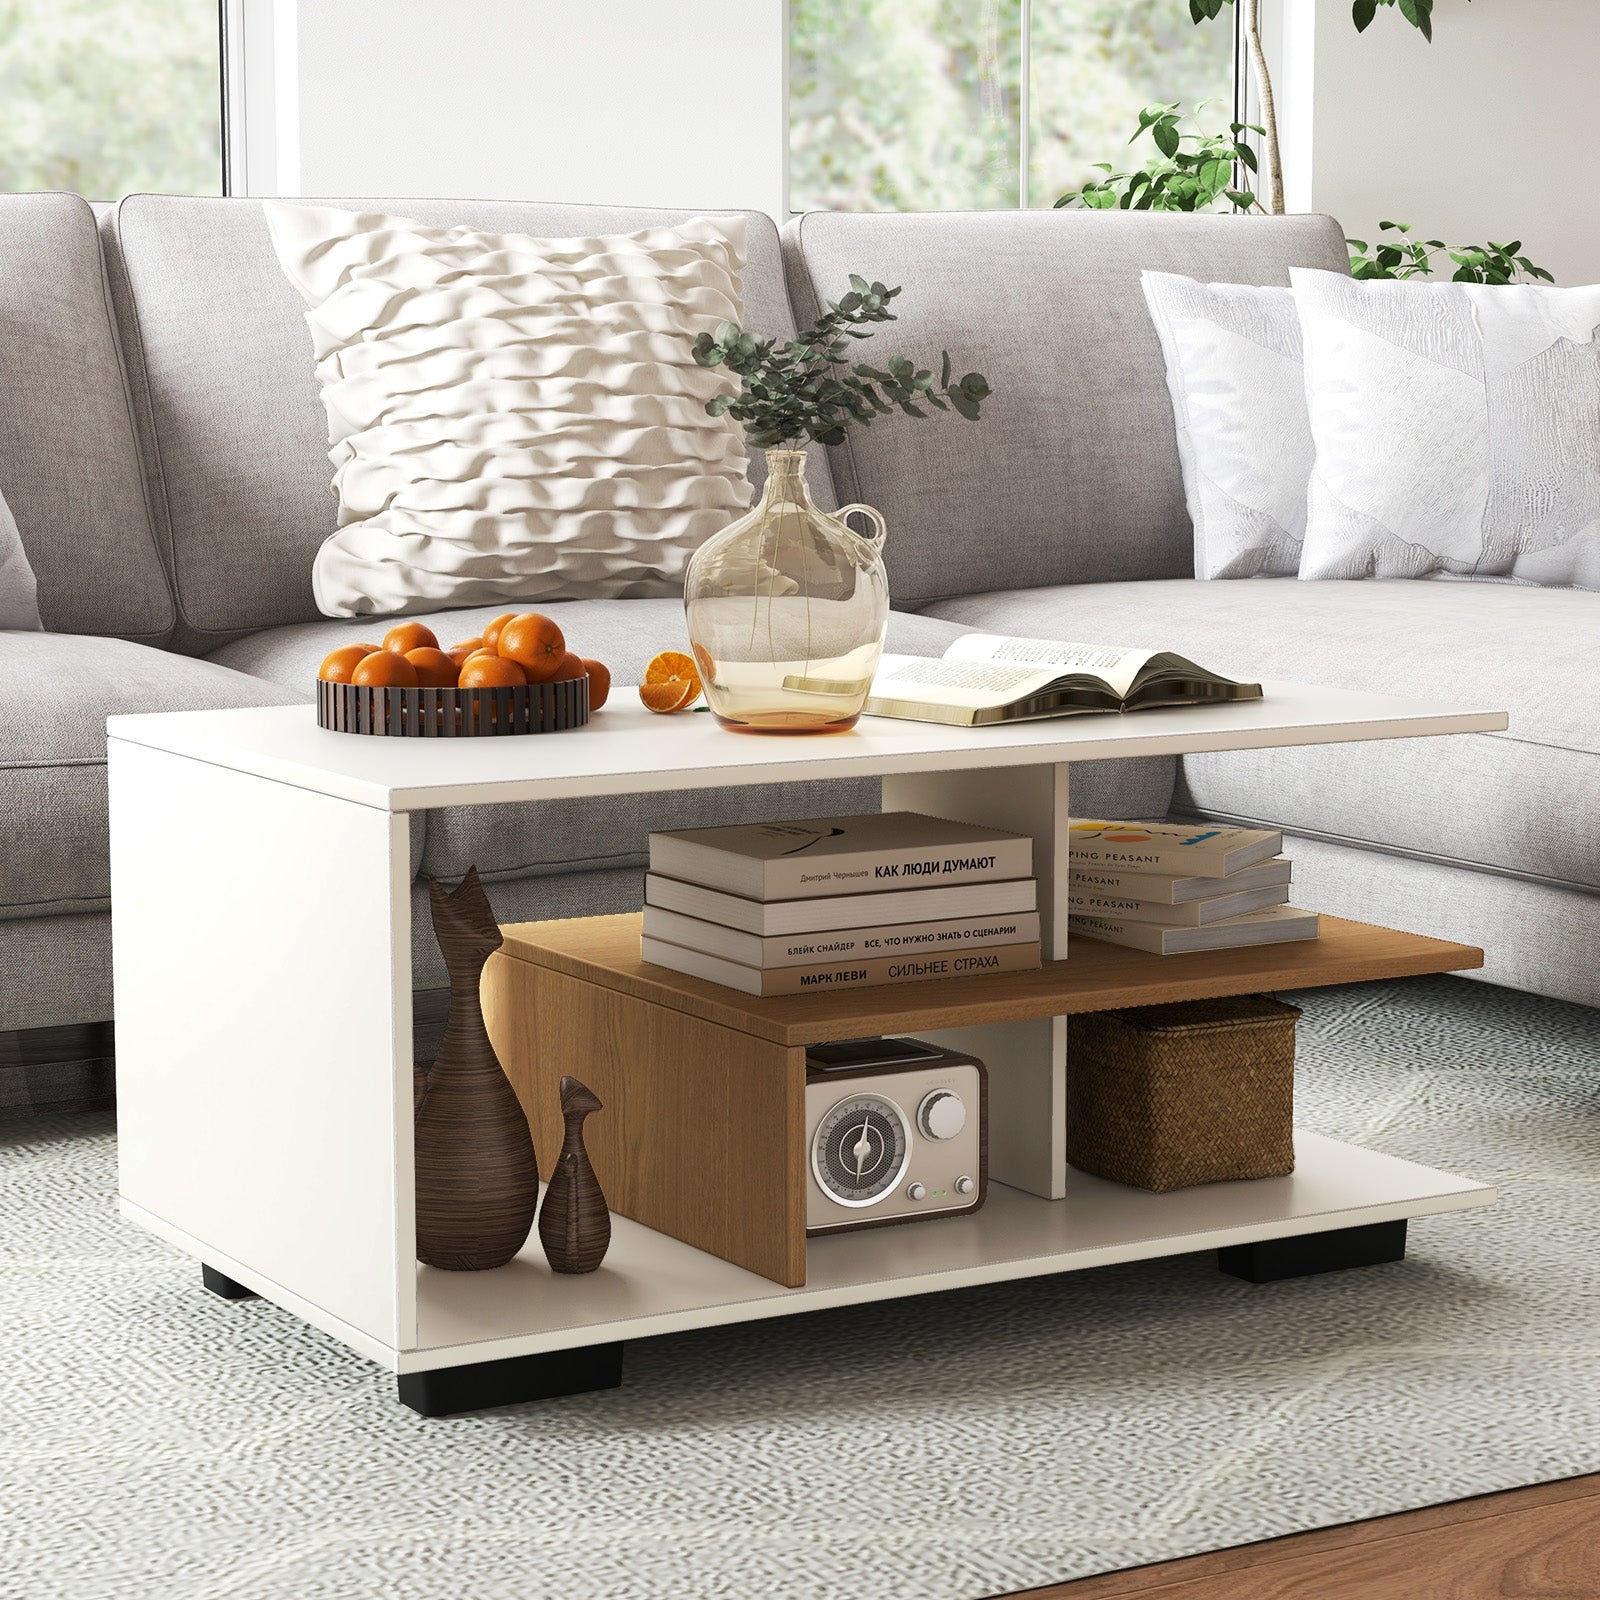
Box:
[316,613,612,738]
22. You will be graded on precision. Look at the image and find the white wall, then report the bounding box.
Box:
[232,0,788,218]
[1280,0,1600,284]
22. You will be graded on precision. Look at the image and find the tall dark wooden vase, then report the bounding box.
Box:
[538,1076,611,1274]
[414,867,539,1271]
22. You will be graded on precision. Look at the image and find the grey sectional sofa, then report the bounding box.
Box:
[1,192,1593,1048]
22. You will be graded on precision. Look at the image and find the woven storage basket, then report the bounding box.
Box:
[1066,993,1300,1192]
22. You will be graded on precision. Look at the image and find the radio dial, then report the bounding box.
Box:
[917,1089,967,1142]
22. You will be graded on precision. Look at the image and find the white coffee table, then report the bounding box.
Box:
[108,683,1507,1414]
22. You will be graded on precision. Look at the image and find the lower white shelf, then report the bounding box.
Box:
[410,1131,1495,1370]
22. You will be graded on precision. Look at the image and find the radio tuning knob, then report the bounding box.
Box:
[955,1175,976,1196]
[917,1089,967,1142]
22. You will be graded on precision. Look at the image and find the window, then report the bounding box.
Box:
[0,0,223,199]
[789,0,1237,213]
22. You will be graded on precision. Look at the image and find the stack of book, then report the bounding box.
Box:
[1066,819,1319,954]
[641,812,1042,996]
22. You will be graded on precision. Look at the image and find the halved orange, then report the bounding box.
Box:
[639,678,699,714]
[638,649,701,714]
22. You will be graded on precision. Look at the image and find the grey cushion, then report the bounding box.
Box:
[215,597,1170,884]
[1262,833,1600,1011]
[0,193,172,642]
[780,210,1351,608]
[0,912,114,1031]
[924,578,1599,890]
[101,197,834,654]
[0,633,303,921]
[0,488,41,630]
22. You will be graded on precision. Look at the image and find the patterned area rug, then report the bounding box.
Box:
[4,975,1598,1600]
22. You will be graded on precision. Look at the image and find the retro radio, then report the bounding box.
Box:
[804,1037,987,1235]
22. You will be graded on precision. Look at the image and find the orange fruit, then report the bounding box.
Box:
[548,650,586,681]
[382,621,439,655]
[581,658,611,710]
[458,653,527,689]
[639,677,699,714]
[405,647,459,688]
[497,612,567,682]
[318,643,380,683]
[644,650,701,694]
[638,649,702,714]
[480,612,517,654]
[446,637,484,667]
[352,650,419,688]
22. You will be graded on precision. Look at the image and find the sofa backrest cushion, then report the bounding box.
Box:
[101,197,829,652]
[0,193,173,642]
[781,209,1351,607]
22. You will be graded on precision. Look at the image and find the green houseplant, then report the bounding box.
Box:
[1056,0,1551,287]
[682,279,990,734]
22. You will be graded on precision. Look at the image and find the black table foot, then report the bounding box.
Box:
[1218,1219,1408,1283]
[398,1342,625,1416]
[201,1264,258,1300]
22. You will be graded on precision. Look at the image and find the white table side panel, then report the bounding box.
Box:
[120,1198,401,1369]
[106,688,1510,812]
[884,763,1071,1200]
[109,742,415,1350]
[409,1132,1495,1369]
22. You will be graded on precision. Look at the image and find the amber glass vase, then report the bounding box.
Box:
[683,449,889,733]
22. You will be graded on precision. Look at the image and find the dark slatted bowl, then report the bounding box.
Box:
[317,677,589,737]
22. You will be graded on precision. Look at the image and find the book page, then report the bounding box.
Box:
[945,633,1159,698]
[869,653,1064,710]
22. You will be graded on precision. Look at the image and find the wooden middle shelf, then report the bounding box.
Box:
[497,912,1484,1046]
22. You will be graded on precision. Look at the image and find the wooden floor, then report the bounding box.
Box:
[1001,1475,1600,1599]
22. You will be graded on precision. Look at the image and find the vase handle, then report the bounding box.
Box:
[837,502,888,550]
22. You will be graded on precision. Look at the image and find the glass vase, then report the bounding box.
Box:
[683,449,889,734]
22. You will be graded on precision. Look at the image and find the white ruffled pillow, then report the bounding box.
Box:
[1141,271,1311,580]
[264,203,752,618]
[1294,267,1600,589]
[0,489,41,631]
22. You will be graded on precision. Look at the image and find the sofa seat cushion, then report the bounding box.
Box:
[922,578,1599,891]
[212,599,977,885]
[1,634,303,921]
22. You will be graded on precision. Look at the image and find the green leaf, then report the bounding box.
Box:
[1352,0,1378,31]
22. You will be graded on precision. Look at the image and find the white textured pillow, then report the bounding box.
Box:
[1141,271,1310,579]
[0,488,41,631]
[264,203,752,618]
[1293,267,1600,589]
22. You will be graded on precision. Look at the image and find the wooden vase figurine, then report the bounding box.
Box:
[414,867,539,1270]
[539,1076,611,1274]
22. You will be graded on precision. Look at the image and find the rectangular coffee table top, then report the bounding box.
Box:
[107,683,1507,812]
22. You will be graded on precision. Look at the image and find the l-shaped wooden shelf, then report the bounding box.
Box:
[484,913,1484,1291]
[496,912,1484,1045]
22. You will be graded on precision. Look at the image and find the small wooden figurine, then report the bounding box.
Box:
[538,1076,611,1274]
[414,867,539,1271]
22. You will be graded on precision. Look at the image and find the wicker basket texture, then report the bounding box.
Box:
[1066,993,1301,1193]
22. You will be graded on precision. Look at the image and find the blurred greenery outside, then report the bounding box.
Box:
[0,0,1226,211]
[790,0,1235,212]
[0,0,220,197]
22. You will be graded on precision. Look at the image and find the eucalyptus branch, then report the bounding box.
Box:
[693,275,991,450]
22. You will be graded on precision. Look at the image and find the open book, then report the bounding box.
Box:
[864,634,1262,727]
